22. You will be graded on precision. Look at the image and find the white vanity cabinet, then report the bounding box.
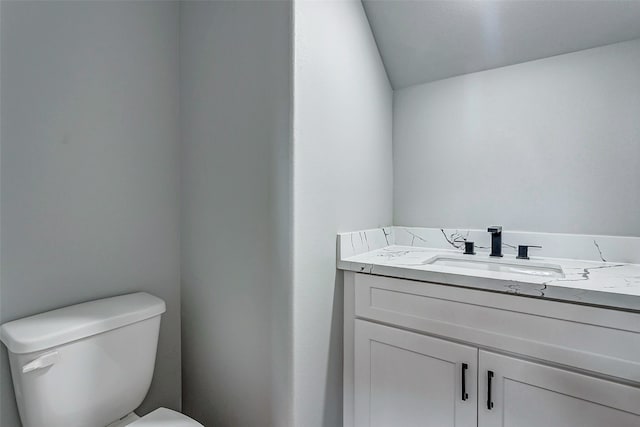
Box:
[344,272,640,427]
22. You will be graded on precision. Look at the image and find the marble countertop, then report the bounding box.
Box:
[337,227,640,312]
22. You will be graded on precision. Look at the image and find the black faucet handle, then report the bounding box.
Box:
[464,241,476,255]
[487,226,502,234]
[517,245,542,260]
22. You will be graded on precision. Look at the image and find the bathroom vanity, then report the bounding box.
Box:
[338,227,640,427]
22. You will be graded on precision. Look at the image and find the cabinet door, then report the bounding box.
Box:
[354,320,477,427]
[479,350,640,427]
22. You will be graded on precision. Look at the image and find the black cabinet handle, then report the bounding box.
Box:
[487,370,494,410]
[461,363,469,401]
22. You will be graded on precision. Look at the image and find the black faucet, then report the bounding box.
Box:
[487,226,503,257]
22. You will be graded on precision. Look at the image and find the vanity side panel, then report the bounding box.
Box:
[343,271,356,427]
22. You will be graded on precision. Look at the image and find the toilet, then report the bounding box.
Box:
[0,292,203,427]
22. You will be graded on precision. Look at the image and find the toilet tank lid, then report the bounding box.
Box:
[0,292,166,354]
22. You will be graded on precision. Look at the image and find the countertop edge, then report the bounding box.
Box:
[338,259,640,313]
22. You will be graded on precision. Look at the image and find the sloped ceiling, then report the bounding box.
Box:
[363,0,640,89]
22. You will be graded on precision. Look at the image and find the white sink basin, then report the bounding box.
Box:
[425,255,565,278]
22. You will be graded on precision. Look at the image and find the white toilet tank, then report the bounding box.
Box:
[0,292,166,427]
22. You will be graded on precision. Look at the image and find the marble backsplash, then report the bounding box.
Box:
[338,226,640,265]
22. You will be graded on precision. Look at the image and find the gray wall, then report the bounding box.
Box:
[394,39,640,237]
[292,0,393,425]
[0,2,181,426]
[179,1,291,426]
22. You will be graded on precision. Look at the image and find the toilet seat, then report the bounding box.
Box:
[128,408,203,426]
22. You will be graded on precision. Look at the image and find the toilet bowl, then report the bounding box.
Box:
[0,292,202,427]
[110,408,203,427]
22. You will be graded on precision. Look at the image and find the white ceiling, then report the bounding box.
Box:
[362,0,640,89]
